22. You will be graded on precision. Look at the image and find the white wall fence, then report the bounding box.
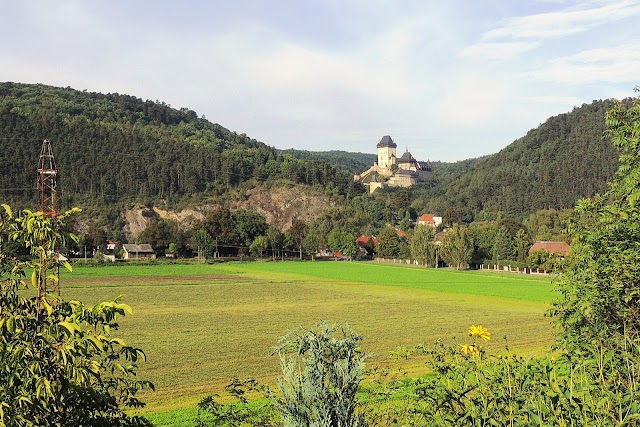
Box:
[374,257,549,275]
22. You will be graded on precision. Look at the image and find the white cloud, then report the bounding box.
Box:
[483,0,640,41]
[461,41,540,60]
[528,41,640,84]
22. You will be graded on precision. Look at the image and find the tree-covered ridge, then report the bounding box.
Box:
[280,149,377,174]
[415,100,622,220]
[0,82,364,208]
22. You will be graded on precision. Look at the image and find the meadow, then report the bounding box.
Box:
[60,261,555,425]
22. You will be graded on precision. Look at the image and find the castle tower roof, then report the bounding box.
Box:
[377,135,397,148]
[397,150,415,163]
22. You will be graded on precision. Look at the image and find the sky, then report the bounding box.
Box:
[1,0,639,162]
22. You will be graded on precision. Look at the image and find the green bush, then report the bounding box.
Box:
[272,322,369,427]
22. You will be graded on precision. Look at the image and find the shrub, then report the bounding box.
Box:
[272,321,369,427]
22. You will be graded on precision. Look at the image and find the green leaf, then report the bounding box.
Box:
[6,316,15,333]
[31,269,37,288]
[87,335,104,351]
[110,337,127,347]
[63,260,73,272]
[58,321,80,335]
[41,298,53,316]
[1,203,12,218]
[114,302,132,314]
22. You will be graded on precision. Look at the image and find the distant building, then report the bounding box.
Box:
[529,241,571,257]
[354,135,432,193]
[417,213,443,228]
[356,235,378,257]
[122,243,156,260]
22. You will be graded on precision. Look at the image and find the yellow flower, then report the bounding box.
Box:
[460,344,479,355]
[468,325,491,342]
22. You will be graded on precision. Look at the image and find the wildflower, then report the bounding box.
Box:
[460,344,479,355]
[468,325,491,342]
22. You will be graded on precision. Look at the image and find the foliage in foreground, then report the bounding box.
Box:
[0,206,153,427]
[197,322,368,427]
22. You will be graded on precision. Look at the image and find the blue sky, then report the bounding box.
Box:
[2,1,639,162]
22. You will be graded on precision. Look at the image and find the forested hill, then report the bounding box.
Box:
[0,82,363,208]
[416,99,622,219]
[281,149,376,174]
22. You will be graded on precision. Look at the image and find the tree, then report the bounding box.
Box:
[289,219,306,260]
[376,226,402,258]
[327,229,344,255]
[410,225,436,267]
[302,226,321,260]
[199,208,239,246]
[443,207,462,227]
[193,228,213,262]
[469,222,498,264]
[233,209,268,248]
[272,322,368,427]
[167,242,178,257]
[554,93,640,351]
[249,235,268,257]
[514,228,530,263]
[266,226,283,260]
[340,231,358,261]
[439,224,473,269]
[525,209,572,242]
[492,226,515,264]
[0,205,153,427]
[138,218,179,254]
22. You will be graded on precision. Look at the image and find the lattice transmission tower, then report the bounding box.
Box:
[37,139,58,217]
[36,139,60,302]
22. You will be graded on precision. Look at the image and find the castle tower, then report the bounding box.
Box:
[377,135,397,169]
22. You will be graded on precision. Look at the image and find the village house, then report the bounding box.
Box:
[122,243,156,260]
[417,213,443,228]
[529,241,571,258]
[356,235,379,257]
[354,135,432,193]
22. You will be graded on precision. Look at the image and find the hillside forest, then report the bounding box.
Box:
[0,82,627,268]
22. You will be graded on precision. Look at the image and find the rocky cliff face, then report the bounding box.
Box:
[122,184,335,238]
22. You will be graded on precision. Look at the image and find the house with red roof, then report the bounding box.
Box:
[529,241,571,257]
[417,213,442,228]
[356,235,378,257]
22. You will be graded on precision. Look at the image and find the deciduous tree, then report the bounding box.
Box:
[410,225,436,267]
[439,224,473,269]
[0,206,153,427]
[555,93,640,351]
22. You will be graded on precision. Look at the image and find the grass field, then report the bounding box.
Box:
[60,260,556,425]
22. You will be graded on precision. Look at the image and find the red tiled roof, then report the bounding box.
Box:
[356,235,378,247]
[418,213,435,223]
[529,241,570,256]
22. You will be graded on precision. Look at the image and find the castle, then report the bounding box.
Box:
[354,135,432,193]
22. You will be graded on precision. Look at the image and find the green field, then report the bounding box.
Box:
[60,261,556,422]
